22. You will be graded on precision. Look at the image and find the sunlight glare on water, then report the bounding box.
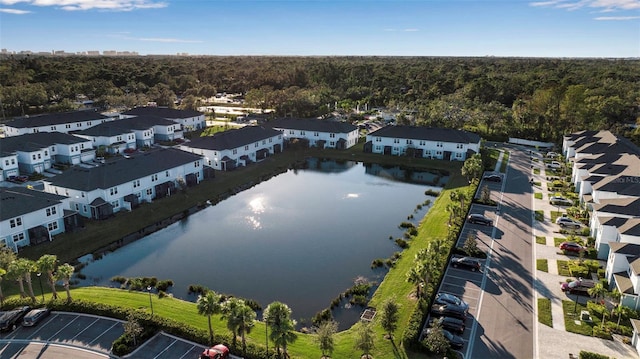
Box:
[246,196,267,229]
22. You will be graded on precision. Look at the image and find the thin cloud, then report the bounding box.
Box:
[404,28,419,32]
[0,7,30,13]
[594,15,640,19]
[529,0,640,11]
[135,37,203,43]
[0,0,168,11]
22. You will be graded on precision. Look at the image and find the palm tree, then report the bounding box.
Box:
[7,260,26,299]
[587,282,606,304]
[264,301,297,358]
[36,254,58,300]
[10,258,37,302]
[221,297,243,347]
[406,263,425,299]
[197,290,222,345]
[233,302,256,354]
[56,263,74,302]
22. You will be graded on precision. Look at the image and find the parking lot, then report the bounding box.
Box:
[0,312,123,358]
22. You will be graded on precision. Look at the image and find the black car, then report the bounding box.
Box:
[430,303,468,320]
[467,214,492,226]
[430,316,466,334]
[22,308,51,327]
[0,306,31,332]
[450,256,482,272]
[482,174,502,182]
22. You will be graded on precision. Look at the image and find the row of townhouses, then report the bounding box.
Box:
[563,131,640,314]
[2,111,481,254]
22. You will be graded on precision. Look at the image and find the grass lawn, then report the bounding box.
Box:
[562,300,594,336]
[499,151,509,173]
[533,181,542,187]
[535,210,544,222]
[537,298,552,327]
[12,144,473,359]
[533,168,540,175]
[551,211,564,223]
[536,259,549,272]
[534,192,543,200]
[554,237,566,247]
[557,260,571,277]
[536,236,547,245]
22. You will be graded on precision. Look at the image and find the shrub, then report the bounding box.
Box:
[579,351,610,359]
[399,222,415,229]
[424,189,440,196]
[312,308,332,326]
[591,325,612,340]
[156,280,174,292]
[371,258,385,268]
[349,295,368,306]
[402,298,428,351]
[395,238,409,248]
[110,276,127,284]
[188,284,208,295]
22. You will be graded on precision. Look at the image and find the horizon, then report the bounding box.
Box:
[0,0,639,58]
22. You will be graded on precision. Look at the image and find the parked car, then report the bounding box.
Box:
[467,214,492,226]
[8,175,29,183]
[546,151,558,158]
[430,304,468,320]
[482,174,502,182]
[561,278,596,296]
[546,161,562,169]
[22,307,51,327]
[0,306,31,332]
[424,327,464,349]
[550,196,573,206]
[450,257,482,272]
[434,292,469,312]
[555,217,582,229]
[430,316,466,334]
[559,241,585,253]
[200,344,229,359]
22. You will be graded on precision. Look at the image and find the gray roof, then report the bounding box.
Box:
[184,126,281,151]
[613,271,635,294]
[0,132,89,154]
[44,148,203,191]
[564,130,601,142]
[75,122,136,137]
[0,187,67,221]
[118,115,178,130]
[6,110,110,128]
[122,107,203,119]
[609,242,640,255]
[594,175,640,196]
[594,197,640,217]
[368,125,481,144]
[264,118,358,133]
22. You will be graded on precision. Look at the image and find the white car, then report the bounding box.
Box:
[550,196,573,206]
[546,161,562,169]
[555,216,582,229]
[546,151,558,158]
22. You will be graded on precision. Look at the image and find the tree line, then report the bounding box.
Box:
[1,55,639,143]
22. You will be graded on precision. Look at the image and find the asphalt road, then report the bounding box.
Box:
[468,147,535,359]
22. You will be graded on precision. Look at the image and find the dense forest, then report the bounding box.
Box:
[1,55,639,144]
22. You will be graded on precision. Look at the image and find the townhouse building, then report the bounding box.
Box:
[121,107,206,132]
[0,132,95,175]
[263,118,359,149]
[179,126,283,171]
[0,151,19,181]
[2,110,114,137]
[0,187,71,252]
[364,126,480,161]
[75,123,138,154]
[42,148,205,219]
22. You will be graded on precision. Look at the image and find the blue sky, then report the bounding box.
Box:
[0,0,638,57]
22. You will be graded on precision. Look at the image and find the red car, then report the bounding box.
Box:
[559,241,584,253]
[200,344,229,359]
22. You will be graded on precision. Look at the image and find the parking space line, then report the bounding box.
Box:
[154,338,178,359]
[47,315,79,341]
[88,321,119,345]
[178,344,200,359]
[70,317,100,341]
[443,273,483,285]
[26,313,59,340]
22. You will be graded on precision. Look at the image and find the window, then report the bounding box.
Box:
[133,180,140,188]
[32,154,37,160]
[75,204,79,211]
[13,233,24,242]
[194,161,200,167]
[83,205,87,212]
[456,143,463,149]
[375,137,381,142]
[46,207,57,216]
[81,192,85,197]
[44,150,48,156]
[419,140,426,146]
[393,138,399,144]
[245,145,249,150]
[330,141,335,147]
[110,187,118,195]
[300,131,305,135]
[51,126,56,131]
[37,153,41,159]
[330,133,336,138]
[87,121,92,126]
[111,201,119,208]
[151,174,158,182]
[117,136,122,142]
[66,124,71,129]
[436,142,443,147]
[48,222,59,231]
[314,132,319,137]
[269,138,272,143]
[4,160,7,166]
[255,143,259,148]
[289,130,295,135]
[262,140,266,145]
[406,139,413,145]
[146,188,153,196]
[10,217,22,228]
[165,170,170,177]
[11,159,15,165]
[233,149,237,154]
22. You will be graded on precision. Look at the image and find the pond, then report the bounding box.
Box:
[77,159,447,329]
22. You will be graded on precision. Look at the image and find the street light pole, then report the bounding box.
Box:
[36,273,45,303]
[147,286,154,315]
